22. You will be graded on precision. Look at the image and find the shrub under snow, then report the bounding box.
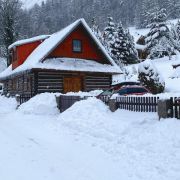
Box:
[138,60,165,94]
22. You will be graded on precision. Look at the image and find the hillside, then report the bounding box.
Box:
[124,23,180,97]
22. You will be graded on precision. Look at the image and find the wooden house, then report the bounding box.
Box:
[0,19,121,97]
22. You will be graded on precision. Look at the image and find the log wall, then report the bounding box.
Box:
[2,70,112,96]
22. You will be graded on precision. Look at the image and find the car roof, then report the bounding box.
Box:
[112,81,141,87]
[120,85,146,88]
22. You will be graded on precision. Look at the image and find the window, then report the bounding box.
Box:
[73,40,82,52]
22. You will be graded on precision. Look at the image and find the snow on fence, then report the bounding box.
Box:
[16,94,180,120]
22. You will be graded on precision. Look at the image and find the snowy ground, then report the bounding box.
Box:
[113,55,180,98]
[1,93,180,180]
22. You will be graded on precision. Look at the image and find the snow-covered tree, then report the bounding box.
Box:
[163,0,180,19]
[145,8,179,59]
[91,18,104,45]
[105,22,138,66]
[171,21,180,42]
[138,60,165,94]
[103,17,117,52]
[135,0,159,29]
[0,0,22,65]
[125,29,139,64]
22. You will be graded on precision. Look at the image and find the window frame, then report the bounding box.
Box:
[72,39,82,53]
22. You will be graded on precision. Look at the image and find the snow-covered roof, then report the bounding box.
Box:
[8,35,50,50]
[0,58,121,79]
[0,18,121,79]
[22,18,118,68]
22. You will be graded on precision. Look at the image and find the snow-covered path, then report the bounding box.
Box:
[0,95,180,180]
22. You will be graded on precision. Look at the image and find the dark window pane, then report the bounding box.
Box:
[73,40,82,52]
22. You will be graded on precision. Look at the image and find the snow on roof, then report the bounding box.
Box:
[0,58,121,79]
[8,35,50,50]
[0,18,121,79]
[22,18,118,68]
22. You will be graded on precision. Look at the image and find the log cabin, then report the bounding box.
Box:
[0,19,121,97]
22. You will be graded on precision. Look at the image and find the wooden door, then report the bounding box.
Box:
[64,76,82,93]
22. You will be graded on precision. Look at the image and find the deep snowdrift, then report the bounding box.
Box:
[18,93,59,115]
[0,94,180,180]
[0,95,17,113]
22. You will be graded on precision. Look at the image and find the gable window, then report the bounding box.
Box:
[73,40,82,52]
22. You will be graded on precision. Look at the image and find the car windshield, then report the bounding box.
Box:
[118,87,148,95]
[101,88,114,96]
[0,85,2,90]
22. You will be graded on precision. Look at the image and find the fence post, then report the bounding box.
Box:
[15,94,21,109]
[108,99,118,112]
[157,99,172,120]
[55,95,61,112]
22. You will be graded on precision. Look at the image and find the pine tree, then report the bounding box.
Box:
[0,0,22,65]
[163,0,180,19]
[145,8,179,59]
[91,18,104,45]
[125,29,139,63]
[135,0,160,29]
[138,60,165,94]
[103,16,117,52]
[110,22,139,66]
[171,23,178,41]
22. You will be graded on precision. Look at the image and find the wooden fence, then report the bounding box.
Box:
[17,93,180,120]
[56,95,86,112]
[19,94,33,105]
[97,95,110,105]
[169,97,180,119]
[116,96,159,112]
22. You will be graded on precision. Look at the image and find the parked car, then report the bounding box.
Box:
[116,86,150,96]
[97,82,150,99]
[111,81,141,89]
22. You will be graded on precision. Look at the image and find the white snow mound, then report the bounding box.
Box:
[18,93,59,115]
[59,97,113,137]
[0,96,17,113]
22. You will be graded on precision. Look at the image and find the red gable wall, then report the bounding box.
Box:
[12,40,43,70]
[47,25,110,64]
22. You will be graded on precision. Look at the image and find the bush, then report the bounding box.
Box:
[138,60,165,94]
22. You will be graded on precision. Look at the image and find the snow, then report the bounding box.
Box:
[124,55,180,96]
[173,66,180,78]
[1,94,180,179]
[0,58,121,80]
[0,95,17,113]
[18,93,59,115]
[135,44,146,50]
[8,35,50,50]
[129,27,150,42]
[65,90,103,97]
[32,58,120,73]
